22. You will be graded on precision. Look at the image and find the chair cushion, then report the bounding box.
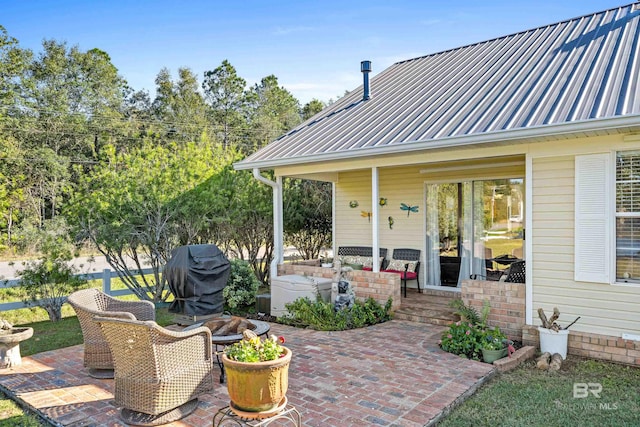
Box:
[382,269,418,280]
[386,259,417,273]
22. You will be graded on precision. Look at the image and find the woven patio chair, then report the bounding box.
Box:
[95,316,215,426]
[67,288,155,378]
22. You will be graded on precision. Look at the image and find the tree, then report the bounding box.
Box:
[301,99,325,120]
[0,26,31,249]
[15,217,87,321]
[284,178,332,260]
[152,67,210,144]
[2,39,127,249]
[247,75,300,151]
[204,163,274,284]
[202,60,250,148]
[69,142,231,302]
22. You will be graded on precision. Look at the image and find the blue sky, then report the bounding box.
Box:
[1,0,628,104]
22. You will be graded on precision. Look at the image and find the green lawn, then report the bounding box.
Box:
[439,357,640,427]
[0,393,42,426]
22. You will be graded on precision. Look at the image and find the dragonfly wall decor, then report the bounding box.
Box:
[400,203,418,216]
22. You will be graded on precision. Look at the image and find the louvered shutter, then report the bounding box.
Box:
[574,153,611,283]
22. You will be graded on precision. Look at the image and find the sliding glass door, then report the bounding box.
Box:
[426,178,524,287]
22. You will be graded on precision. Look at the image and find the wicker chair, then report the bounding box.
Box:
[67,288,155,378]
[94,316,215,425]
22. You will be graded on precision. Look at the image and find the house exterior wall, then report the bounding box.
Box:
[529,137,640,341]
[275,133,640,365]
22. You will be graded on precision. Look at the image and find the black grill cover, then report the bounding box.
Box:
[166,244,231,315]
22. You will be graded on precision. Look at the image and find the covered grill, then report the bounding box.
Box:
[165,244,230,321]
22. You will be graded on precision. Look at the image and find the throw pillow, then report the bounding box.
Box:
[387,259,417,273]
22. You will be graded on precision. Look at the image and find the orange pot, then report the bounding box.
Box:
[222,346,291,412]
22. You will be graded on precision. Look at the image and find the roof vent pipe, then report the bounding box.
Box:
[361,60,372,100]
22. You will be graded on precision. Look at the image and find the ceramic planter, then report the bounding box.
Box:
[222,346,291,412]
[481,347,508,364]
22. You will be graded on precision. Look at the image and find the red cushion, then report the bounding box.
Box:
[382,269,417,280]
[362,266,373,271]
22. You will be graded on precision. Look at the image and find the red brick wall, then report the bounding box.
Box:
[523,326,640,366]
[461,279,526,341]
[276,264,401,311]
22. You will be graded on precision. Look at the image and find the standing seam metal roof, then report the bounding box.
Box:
[238,3,640,169]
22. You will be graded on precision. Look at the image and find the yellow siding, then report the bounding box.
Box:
[531,151,640,337]
[335,167,425,253]
[335,170,373,246]
[378,166,424,252]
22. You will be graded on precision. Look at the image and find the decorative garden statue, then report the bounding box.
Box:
[334,268,355,311]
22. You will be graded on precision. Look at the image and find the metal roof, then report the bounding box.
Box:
[237,3,640,170]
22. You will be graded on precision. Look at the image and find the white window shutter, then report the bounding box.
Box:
[575,153,611,283]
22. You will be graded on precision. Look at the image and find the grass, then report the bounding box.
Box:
[439,357,640,427]
[0,393,42,426]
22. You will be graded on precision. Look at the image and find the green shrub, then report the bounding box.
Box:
[439,320,483,360]
[17,257,87,322]
[223,259,260,309]
[440,299,508,360]
[280,297,393,331]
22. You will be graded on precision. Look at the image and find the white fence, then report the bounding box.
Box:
[0,268,154,312]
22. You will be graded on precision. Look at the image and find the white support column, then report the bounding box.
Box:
[525,154,533,325]
[275,176,284,267]
[372,167,380,272]
[252,169,283,280]
[332,182,336,259]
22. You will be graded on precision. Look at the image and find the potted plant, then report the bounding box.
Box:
[480,326,510,363]
[222,330,291,414]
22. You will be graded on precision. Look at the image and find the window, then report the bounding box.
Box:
[616,151,640,283]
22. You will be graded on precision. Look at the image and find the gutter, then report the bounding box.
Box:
[234,114,640,170]
[252,168,283,281]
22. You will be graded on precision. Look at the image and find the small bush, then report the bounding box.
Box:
[223,259,260,309]
[439,321,483,360]
[280,297,393,331]
[440,299,507,360]
[14,220,87,322]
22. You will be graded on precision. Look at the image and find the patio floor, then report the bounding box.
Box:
[0,320,495,427]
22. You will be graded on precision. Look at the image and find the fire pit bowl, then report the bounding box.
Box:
[0,327,34,368]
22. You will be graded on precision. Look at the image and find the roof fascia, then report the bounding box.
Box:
[234,115,640,171]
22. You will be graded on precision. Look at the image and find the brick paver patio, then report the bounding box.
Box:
[0,320,495,426]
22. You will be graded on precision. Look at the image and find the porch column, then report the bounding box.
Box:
[252,169,283,279]
[525,154,533,325]
[372,167,380,272]
[275,175,284,267]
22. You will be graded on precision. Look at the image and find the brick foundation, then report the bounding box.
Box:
[276,263,402,311]
[523,325,640,367]
[461,279,526,341]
